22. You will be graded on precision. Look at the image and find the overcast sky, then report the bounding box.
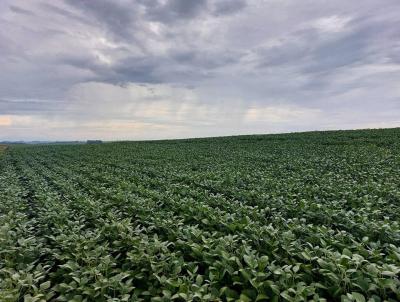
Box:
[0,0,399,140]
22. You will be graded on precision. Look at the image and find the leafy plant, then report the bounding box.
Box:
[1,128,399,301]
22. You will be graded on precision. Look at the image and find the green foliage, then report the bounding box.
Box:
[0,144,8,157]
[1,128,400,301]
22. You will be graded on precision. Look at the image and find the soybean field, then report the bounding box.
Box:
[1,128,400,302]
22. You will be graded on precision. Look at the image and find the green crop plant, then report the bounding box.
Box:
[0,128,399,301]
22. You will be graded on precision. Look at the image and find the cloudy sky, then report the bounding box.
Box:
[0,0,399,140]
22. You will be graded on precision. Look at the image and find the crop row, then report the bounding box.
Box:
[0,129,400,301]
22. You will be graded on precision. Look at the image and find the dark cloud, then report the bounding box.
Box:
[255,38,312,68]
[167,0,208,18]
[106,57,163,84]
[211,0,247,16]
[143,0,207,23]
[303,31,368,74]
[0,0,400,140]
[38,2,94,26]
[64,0,138,40]
[9,5,35,16]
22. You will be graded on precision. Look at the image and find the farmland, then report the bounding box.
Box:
[0,144,8,154]
[0,129,400,302]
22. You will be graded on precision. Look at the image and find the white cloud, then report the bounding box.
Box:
[1,0,400,140]
[0,115,12,126]
[312,15,352,33]
[244,105,321,123]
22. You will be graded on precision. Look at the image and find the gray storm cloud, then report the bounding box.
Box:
[0,0,399,140]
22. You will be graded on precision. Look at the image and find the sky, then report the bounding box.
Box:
[0,0,400,141]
